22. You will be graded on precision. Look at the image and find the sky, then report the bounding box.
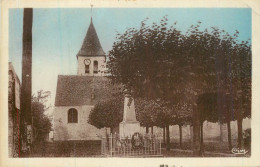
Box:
[9,8,251,112]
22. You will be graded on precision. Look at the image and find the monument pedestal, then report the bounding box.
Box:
[119,121,140,138]
[119,91,140,139]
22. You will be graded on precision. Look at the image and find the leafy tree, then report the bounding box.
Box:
[108,17,184,151]
[172,102,192,148]
[135,98,156,133]
[154,101,175,151]
[182,24,251,151]
[135,98,176,150]
[108,16,251,154]
[231,41,251,148]
[197,92,218,151]
[32,90,52,142]
[88,97,124,134]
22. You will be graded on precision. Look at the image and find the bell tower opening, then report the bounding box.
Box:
[85,64,90,74]
[93,61,98,74]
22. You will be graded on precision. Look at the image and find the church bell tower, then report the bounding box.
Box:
[77,17,106,76]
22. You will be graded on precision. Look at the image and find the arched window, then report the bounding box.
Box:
[85,64,90,74]
[68,108,78,123]
[94,61,98,74]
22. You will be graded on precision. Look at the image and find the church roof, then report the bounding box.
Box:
[55,75,121,106]
[77,20,105,57]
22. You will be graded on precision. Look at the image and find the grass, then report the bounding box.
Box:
[163,138,239,153]
[23,139,249,157]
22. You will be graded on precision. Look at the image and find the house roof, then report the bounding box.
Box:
[55,75,121,106]
[77,20,105,57]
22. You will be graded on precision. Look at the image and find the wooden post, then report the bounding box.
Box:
[21,8,33,153]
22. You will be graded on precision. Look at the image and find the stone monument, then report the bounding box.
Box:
[119,90,140,138]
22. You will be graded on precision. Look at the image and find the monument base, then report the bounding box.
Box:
[119,121,140,139]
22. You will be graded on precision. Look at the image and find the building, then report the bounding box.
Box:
[8,62,21,157]
[53,18,118,141]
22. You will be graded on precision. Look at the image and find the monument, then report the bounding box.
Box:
[119,90,140,138]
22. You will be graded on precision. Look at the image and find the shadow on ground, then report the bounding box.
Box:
[21,140,249,157]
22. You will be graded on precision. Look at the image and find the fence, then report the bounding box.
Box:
[101,133,162,157]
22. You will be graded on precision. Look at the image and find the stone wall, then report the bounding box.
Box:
[54,105,106,141]
[8,64,21,157]
[138,118,251,142]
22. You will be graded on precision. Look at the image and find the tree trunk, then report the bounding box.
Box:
[237,117,243,148]
[200,121,204,153]
[110,127,113,134]
[105,128,109,150]
[146,126,149,133]
[227,120,232,150]
[219,123,223,142]
[179,124,182,148]
[151,126,154,134]
[163,126,166,144]
[166,124,170,151]
[192,106,201,155]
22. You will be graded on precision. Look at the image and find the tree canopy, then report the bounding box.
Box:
[88,97,124,132]
[107,16,251,150]
[107,16,251,121]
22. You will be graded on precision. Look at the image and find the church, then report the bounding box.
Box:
[53,17,117,141]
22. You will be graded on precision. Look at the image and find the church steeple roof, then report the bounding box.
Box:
[77,19,105,56]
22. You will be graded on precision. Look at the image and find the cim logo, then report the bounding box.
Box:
[231,147,248,155]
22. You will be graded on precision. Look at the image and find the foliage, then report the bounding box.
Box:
[135,98,176,128]
[172,102,193,126]
[108,16,251,124]
[88,97,124,130]
[135,98,155,128]
[32,90,52,141]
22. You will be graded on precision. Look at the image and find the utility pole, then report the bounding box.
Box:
[21,8,33,155]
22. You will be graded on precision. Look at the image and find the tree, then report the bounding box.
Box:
[197,92,218,152]
[182,24,251,152]
[107,16,251,154]
[173,102,192,148]
[232,42,251,148]
[136,98,176,150]
[108,17,185,151]
[88,97,124,134]
[135,98,156,133]
[151,100,174,151]
[31,90,52,142]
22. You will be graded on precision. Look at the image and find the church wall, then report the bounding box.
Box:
[53,105,106,141]
[77,56,106,76]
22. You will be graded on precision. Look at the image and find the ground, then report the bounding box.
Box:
[21,140,249,157]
